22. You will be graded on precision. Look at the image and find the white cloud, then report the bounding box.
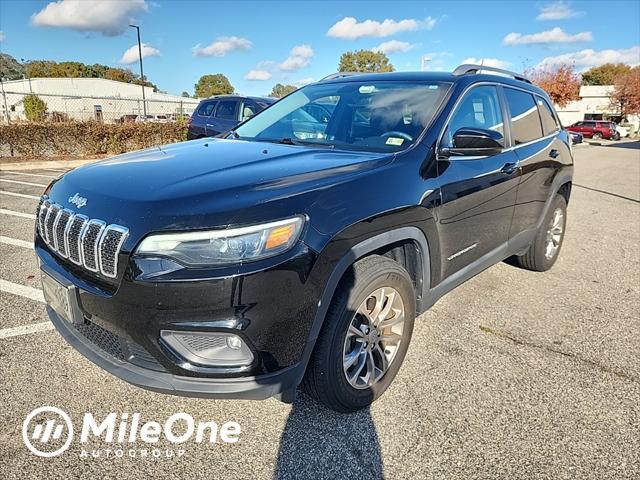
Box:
[373,40,417,55]
[192,36,252,57]
[503,27,592,45]
[536,46,640,70]
[0,31,5,42]
[461,57,513,69]
[245,69,272,81]
[279,44,314,71]
[118,43,160,64]
[537,1,582,20]
[31,0,149,36]
[327,16,435,40]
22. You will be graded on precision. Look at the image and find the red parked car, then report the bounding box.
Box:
[566,120,620,140]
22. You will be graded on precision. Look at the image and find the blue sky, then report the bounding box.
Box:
[0,0,639,96]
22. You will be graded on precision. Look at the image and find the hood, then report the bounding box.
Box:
[47,138,392,243]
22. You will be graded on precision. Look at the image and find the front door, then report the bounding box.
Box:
[436,85,521,280]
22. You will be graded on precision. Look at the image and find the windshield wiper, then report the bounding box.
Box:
[276,137,302,145]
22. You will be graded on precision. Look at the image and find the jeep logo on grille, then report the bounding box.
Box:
[68,193,87,209]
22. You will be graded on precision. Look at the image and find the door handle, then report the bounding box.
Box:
[549,149,560,158]
[500,162,518,175]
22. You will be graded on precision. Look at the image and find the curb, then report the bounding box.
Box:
[0,159,99,171]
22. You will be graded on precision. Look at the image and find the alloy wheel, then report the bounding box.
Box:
[545,207,564,259]
[342,287,405,389]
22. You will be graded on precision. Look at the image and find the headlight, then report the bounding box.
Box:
[136,216,304,266]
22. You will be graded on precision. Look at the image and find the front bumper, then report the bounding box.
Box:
[48,306,303,400]
[37,234,323,401]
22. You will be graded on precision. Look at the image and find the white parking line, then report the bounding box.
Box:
[2,171,59,179]
[0,190,40,200]
[0,279,44,303]
[0,322,54,340]
[0,236,33,249]
[0,178,48,187]
[0,208,36,219]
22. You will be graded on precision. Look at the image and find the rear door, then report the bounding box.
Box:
[506,89,565,246]
[192,101,217,137]
[208,99,239,135]
[436,84,521,279]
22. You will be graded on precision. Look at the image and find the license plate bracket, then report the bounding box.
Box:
[41,269,83,325]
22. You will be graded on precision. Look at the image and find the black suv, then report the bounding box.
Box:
[187,95,275,139]
[36,65,573,412]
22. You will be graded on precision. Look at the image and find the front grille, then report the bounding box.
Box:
[37,195,129,279]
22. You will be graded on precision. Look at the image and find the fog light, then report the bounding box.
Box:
[160,331,253,367]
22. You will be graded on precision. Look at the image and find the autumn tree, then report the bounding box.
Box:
[270,83,297,98]
[338,50,395,73]
[582,63,631,86]
[609,66,640,120]
[526,64,580,107]
[194,74,234,98]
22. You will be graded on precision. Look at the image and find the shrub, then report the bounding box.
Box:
[0,121,188,157]
[24,94,47,121]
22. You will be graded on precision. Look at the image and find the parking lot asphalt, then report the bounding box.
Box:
[1,142,639,479]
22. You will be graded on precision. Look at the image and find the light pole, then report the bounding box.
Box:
[421,55,432,71]
[129,24,147,117]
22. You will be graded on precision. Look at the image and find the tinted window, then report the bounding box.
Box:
[536,97,559,136]
[215,100,238,120]
[443,85,504,148]
[197,101,216,117]
[504,88,543,144]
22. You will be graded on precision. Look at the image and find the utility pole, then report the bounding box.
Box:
[129,24,147,117]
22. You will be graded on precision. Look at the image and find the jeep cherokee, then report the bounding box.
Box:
[36,65,573,413]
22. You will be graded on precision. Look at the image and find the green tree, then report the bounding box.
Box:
[181,91,191,98]
[270,83,297,98]
[194,74,234,98]
[50,61,89,78]
[25,60,56,78]
[24,94,47,121]
[0,53,26,80]
[338,50,395,73]
[582,63,632,86]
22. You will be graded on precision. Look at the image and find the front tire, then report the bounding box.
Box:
[303,255,415,412]
[515,194,567,272]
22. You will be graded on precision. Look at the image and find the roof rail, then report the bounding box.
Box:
[319,72,369,81]
[453,64,531,84]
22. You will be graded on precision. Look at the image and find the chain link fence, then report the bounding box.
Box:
[0,90,200,124]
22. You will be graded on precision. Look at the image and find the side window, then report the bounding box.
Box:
[215,100,238,120]
[239,101,258,121]
[443,85,504,149]
[536,97,559,136]
[197,101,216,117]
[504,88,543,144]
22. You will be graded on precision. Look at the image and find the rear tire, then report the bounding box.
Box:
[592,132,603,140]
[302,255,415,413]
[515,194,567,272]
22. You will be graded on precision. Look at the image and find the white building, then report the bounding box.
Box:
[0,77,200,123]
[556,85,639,133]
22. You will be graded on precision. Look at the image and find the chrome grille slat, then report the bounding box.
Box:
[37,196,129,280]
[80,220,106,272]
[54,209,73,258]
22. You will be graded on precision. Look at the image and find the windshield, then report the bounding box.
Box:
[234,81,451,152]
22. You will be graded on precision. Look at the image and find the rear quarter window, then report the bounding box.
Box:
[504,88,543,145]
[536,97,559,136]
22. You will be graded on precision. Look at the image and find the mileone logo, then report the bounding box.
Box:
[22,406,241,458]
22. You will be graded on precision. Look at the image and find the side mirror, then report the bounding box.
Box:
[439,127,504,158]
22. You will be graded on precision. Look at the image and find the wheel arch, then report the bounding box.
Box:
[295,226,431,384]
